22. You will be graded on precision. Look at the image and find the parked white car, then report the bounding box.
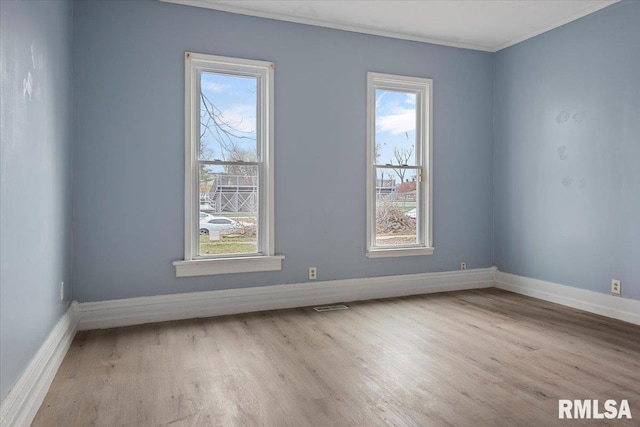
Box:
[405,208,417,219]
[199,216,240,236]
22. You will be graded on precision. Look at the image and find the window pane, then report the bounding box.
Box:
[199,164,258,256]
[211,219,231,224]
[199,72,257,162]
[375,89,417,166]
[374,166,418,247]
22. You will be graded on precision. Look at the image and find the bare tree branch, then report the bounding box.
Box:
[199,91,255,162]
[390,146,414,183]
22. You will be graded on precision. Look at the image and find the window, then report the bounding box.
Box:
[174,52,283,277]
[366,72,433,258]
[211,219,231,225]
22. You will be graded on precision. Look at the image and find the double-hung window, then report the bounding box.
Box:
[174,52,283,277]
[366,72,433,258]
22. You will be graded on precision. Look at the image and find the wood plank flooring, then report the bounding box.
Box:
[32,289,640,426]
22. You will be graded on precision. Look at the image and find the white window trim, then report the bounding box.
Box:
[366,72,434,258]
[174,52,282,277]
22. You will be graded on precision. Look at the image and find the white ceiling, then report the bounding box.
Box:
[161,0,617,51]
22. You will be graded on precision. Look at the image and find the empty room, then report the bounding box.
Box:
[1,0,639,425]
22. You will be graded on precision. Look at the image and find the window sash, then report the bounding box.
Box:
[373,165,423,249]
[196,161,261,258]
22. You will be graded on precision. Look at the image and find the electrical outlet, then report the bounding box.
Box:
[611,279,621,295]
[59,281,64,301]
[309,267,317,280]
[461,262,467,271]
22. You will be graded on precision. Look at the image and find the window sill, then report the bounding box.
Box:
[173,255,284,277]
[366,247,434,259]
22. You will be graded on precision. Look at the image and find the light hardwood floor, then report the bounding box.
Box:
[33,289,640,426]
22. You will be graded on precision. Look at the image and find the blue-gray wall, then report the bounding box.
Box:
[72,0,494,302]
[494,1,640,300]
[0,0,74,400]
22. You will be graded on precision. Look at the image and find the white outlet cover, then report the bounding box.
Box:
[611,279,621,294]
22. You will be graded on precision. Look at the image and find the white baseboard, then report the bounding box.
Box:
[495,271,640,325]
[0,303,79,427]
[77,268,493,330]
